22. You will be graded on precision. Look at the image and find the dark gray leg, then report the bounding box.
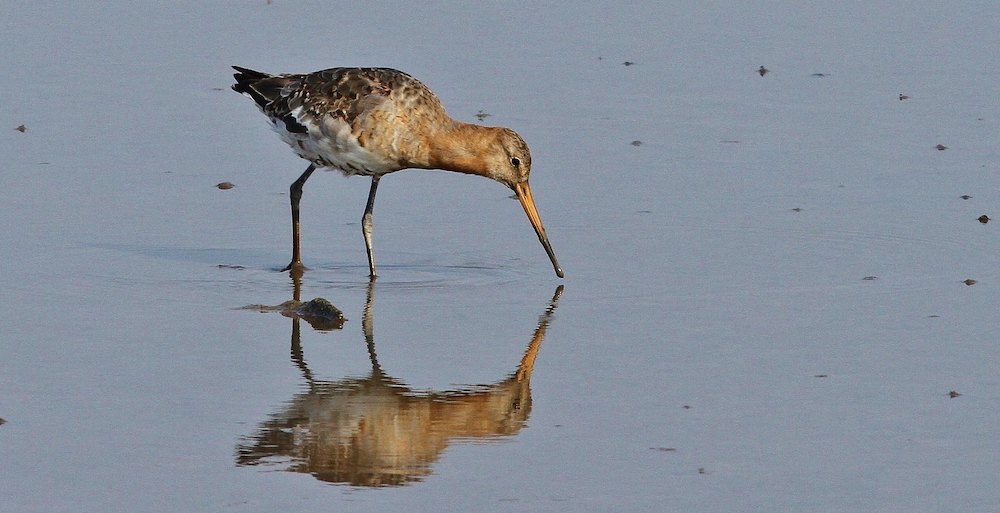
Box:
[283,164,316,273]
[362,176,380,279]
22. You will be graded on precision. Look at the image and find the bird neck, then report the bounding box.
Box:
[425,122,499,179]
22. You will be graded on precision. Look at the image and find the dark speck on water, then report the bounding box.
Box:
[630,140,642,146]
[963,279,977,286]
[960,195,972,200]
[862,276,878,281]
[15,124,26,132]
[623,61,635,66]
[978,215,990,224]
[216,182,235,190]
[810,73,828,77]
[474,110,491,121]
[948,390,962,398]
[899,93,910,100]
[758,65,768,76]
[935,144,948,151]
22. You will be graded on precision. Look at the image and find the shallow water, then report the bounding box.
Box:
[2,2,998,512]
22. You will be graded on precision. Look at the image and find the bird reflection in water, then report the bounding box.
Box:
[236,279,563,487]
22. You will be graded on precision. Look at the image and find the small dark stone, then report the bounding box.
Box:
[297,297,343,318]
[241,297,345,330]
[295,298,346,331]
[216,182,235,190]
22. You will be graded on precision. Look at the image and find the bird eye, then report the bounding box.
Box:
[511,157,521,167]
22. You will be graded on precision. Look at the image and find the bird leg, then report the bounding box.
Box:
[283,164,316,273]
[362,176,380,279]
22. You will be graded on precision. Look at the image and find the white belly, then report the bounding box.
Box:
[271,108,396,177]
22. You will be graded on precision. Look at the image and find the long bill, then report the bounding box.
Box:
[514,182,565,278]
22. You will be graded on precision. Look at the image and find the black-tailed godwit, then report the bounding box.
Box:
[232,66,564,279]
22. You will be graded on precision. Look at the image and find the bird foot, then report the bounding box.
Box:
[281,261,308,275]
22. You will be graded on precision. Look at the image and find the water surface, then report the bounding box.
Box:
[2,2,998,512]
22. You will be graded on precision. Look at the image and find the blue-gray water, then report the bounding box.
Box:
[2,2,998,512]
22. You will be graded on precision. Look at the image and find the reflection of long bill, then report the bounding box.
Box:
[514,182,564,278]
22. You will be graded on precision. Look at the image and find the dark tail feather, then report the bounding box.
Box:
[232,66,270,84]
[232,66,275,108]
[231,66,308,134]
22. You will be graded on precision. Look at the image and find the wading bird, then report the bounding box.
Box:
[232,66,564,279]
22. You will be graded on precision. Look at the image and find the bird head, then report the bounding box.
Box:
[491,129,564,279]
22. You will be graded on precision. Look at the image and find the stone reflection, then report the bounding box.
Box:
[236,282,563,487]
